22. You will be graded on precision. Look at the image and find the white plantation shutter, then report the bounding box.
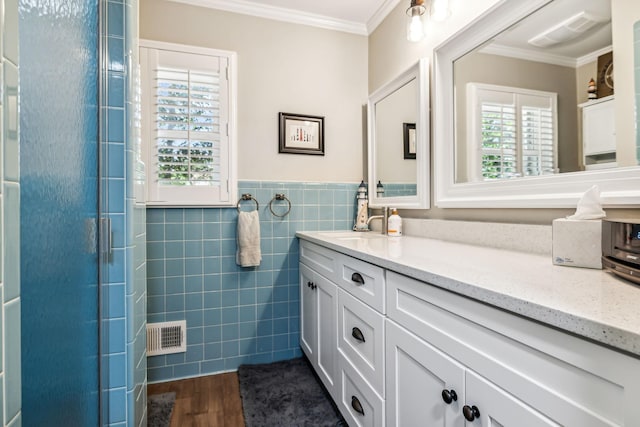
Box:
[468,83,557,181]
[141,41,237,206]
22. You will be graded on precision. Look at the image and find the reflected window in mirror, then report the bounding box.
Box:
[466,83,557,181]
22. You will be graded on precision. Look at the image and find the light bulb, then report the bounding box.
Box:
[407,14,424,42]
[431,0,450,22]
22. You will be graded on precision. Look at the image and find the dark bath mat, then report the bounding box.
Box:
[238,357,346,427]
[147,392,176,427]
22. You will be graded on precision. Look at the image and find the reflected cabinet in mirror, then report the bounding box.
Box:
[368,58,430,209]
[434,0,640,207]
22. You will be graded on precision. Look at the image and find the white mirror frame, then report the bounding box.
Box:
[368,58,430,209]
[434,0,640,208]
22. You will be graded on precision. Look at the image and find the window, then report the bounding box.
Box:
[140,40,237,206]
[467,83,557,181]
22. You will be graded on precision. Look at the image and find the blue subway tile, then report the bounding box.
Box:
[185,293,202,311]
[165,276,184,295]
[204,343,222,360]
[222,341,239,358]
[173,362,200,379]
[204,325,222,343]
[221,307,239,324]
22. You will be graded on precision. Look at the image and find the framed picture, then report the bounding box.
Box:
[596,51,614,98]
[279,112,325,155]
[403,123,416,159]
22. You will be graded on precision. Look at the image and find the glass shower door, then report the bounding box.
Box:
[19,1,101,425]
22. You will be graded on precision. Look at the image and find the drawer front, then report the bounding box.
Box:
[335,252,386,313]
[339,355,384,427]
[338,289,385,397]
[299,240,338,280]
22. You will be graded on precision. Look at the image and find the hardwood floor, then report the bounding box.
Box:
[148,372,245,427]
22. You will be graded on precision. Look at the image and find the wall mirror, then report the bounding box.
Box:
[368,58,430,209]
[434,0,640,208]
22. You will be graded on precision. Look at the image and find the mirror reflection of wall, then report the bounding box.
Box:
[451,0,640,184]
[635,20,640,163]
[375,78,417,197]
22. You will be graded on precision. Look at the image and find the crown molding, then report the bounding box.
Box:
[367,0,403,34]
[480,43,578,68]
[167,0,369,35]
[576,45,612,67]
[481,42,614,69]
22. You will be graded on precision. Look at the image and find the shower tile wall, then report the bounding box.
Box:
[102,0,146,426]
[146,181,358,382]
[2,0,20,425]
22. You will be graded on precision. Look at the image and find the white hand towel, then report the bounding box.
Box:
[236,210,262,267]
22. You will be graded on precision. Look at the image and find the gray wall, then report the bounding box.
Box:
[141,0,369,184]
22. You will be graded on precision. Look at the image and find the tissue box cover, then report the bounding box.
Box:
[552,218,602,269]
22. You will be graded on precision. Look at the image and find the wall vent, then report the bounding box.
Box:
[146,320,187,356]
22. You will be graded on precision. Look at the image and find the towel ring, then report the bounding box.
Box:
[269,193,291,218]
[237,194,259,212]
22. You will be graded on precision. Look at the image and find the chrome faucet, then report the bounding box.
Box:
[366,207,389,235]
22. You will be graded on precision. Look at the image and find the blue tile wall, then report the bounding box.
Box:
[382,183,418,198]
[146,181,359,382]
[101,0,145,426]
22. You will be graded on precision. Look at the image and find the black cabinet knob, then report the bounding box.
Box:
[351,395,365,416]
[441,389,457,404]
[462,405,480,421]
[351,327,366,343]
[351,272,365,285]
[307,281,313,288]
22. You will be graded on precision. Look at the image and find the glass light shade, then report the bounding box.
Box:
[431,0,450,22]
[406,7,426,42]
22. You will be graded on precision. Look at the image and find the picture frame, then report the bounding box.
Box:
[403,122,416,159]
[596,51,614,98]
[278,112,325,155]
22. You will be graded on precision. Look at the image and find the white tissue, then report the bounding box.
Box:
[566,185,606,220]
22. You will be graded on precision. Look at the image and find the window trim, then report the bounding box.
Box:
[140,39,238,207]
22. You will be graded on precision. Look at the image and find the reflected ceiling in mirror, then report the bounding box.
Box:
[452,0,634,184]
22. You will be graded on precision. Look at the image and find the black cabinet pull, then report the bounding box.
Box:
[351,272,365,285]
[462,405,480,421]
[306,281,316,290]
[351,327,366,343]
[351,396,365,416]
[441,389,457,404]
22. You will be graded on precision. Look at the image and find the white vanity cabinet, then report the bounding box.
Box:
[386,270,640,426]
[299,236,640,427]
[580,96,617,170]
[300,240,386,427]
[299,260,339,399]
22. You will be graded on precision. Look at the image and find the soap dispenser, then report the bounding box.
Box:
[387,208,402,236]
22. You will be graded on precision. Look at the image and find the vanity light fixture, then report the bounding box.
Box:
[406,0,427,42]
[430,0,450,22]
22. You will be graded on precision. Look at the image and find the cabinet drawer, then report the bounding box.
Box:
[334,252,386,313]
[300,240,338,280]
[339,355,384,427]
[338,289,385,397]
[387,271,637,427]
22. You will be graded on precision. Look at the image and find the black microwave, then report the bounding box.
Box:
[602,219,640,285]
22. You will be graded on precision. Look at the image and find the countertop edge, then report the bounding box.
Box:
[296,232,640,358]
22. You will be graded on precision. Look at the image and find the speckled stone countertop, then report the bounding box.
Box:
[296,231,640,358]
